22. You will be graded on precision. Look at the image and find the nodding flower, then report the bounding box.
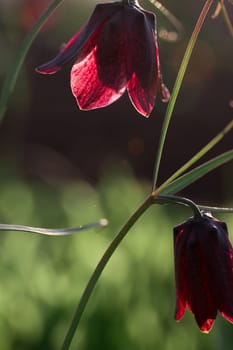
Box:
[36,0,170,117]
[174,212,233,333]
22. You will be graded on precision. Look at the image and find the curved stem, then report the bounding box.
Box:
[155,194,202,218]
[60,195,152,350]
[0,219,108,236]
[155,195,233,215]
[152,0,213,191]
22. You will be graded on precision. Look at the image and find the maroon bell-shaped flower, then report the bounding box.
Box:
[174,212,233,333]
[36,0,170,117]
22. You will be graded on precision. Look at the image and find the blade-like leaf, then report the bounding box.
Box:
[159,149,233,195]
[0,0,65,121]
[152,0,213,190]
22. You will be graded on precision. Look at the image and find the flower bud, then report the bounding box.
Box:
[174,212,233,332]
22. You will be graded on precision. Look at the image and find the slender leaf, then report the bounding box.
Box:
[159,150,233,195]
[60,196,152,350]
[152,0,213,190]
[0,0,65,121]
[153,119,233,193]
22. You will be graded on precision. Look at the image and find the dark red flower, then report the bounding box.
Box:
[36,0,170,117]
[174,212,233,333]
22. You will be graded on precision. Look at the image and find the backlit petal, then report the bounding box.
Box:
[71,47,126,110]
[174,226,189,321]
[199,319,215,333]
[36,3,122,74]
[184,221,218,331]
[126,9,158,116]
[71,8,128,110]
[175,295,186,321]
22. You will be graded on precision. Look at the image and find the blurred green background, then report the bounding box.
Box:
[0,0,233,349]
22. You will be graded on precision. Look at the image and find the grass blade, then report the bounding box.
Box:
[152,0,213,190]
[159,150,233,195]
[0,0,65,121]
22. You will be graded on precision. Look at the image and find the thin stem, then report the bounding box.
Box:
[148,0,184,40]
[198,205,233,213]
[156,195,233,214]
[152,0,213,191]
[152,118,233,195]
[155,194,202,218]
[60,195,152,350]
[0,0,65,122]
[220,0,233,39]
[0,219,108,236]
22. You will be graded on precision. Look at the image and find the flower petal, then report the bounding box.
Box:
[199,319,215,333]
[213,224,233,324]
[71,48,126,110]
[174,226,189,321]
[71,8,128,110]
[125,9,158,117]
[36,29,82,74]
[175,294,186,321]
[185,223,218,331]
[174,218,218,332]
[196,219,233,327]
[36,3,122,74]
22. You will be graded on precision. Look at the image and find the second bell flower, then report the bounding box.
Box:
[174,213,233,333]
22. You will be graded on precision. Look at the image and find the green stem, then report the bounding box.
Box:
[152,0,213,191]
[156,194,202,218]
[0,219,108,236]
[198,205,233,213]
[60,195,152,350]
[152,118,233,195]
[0,0,65,122]
[156,195,233,214]
[220,0,233,39]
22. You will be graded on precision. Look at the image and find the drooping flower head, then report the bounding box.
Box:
[36,0,170,117]
[174,212,233,333]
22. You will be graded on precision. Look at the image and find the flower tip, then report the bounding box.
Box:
[99,218,109,227]
[199,320,214,334]
[200,329,210,334]
[35,65,61,75]
[135,108,151,118]
[160,83,170,103]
